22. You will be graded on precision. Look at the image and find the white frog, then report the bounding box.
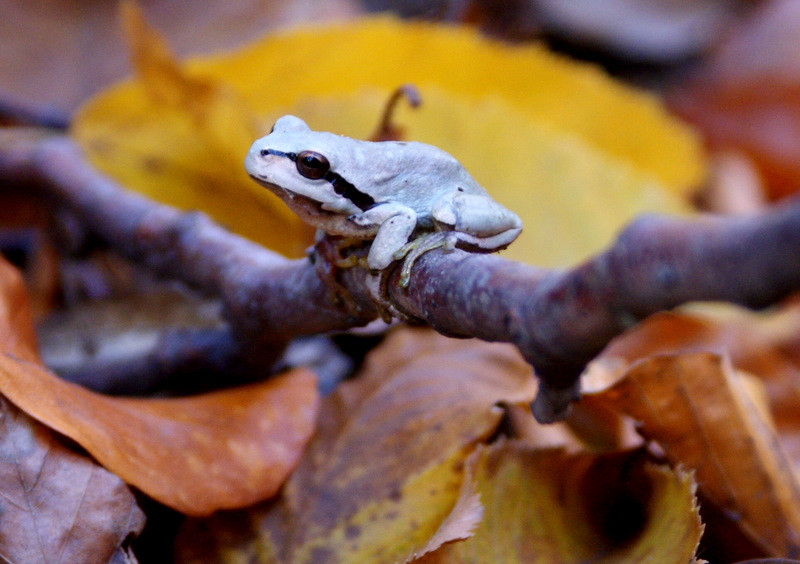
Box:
[244,115,522,286]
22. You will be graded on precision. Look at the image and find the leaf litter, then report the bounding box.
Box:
[14,3,800,561]
[0,256,319,516]
[176,328,706,563]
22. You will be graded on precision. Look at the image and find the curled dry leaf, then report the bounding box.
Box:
[588,352,800,557]
[0,256,319,515]
[72,13,704,269]
[417,441,702,563]
[584,309,800,468]
[176,328,538,563]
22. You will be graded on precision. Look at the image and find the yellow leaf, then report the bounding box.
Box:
[73,2,311,258]
[214,18,703,194]
[72,15,704,267]
[418,442,703,563]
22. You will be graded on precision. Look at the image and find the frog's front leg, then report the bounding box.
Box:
[348,202,417,270]
[349,202,419,320]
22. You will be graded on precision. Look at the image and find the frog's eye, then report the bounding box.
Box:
[296,151,330,180]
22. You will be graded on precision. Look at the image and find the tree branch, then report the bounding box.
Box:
[382,205,800,421]
[3,130,800,422]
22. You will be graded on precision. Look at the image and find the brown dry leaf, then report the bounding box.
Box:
[0,395,144,562]
[176,328,538,563]
[589,352,800,556]
[0,256,319,516]
[583,308,800,468]
[0,248,144,559]
[502,397,644,455]
[668,0,800,199]
[418,441,702,563]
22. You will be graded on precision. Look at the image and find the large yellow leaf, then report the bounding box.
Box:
[72,12,704,268]
[211,18,703,194]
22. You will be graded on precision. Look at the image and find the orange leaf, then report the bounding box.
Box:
[583,309,800,468]
[0,257,319,515]
[177,328,538,562]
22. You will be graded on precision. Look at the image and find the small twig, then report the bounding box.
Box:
[3,130,800,422]
[369,84,422,142]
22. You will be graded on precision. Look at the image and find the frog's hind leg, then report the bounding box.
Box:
[431,191,522,247]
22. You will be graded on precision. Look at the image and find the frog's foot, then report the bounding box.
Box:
[312,235,369,316]
[365,270,422,324]
[327,236,370,269]
[365,270,402,323]
[394,231,458,288]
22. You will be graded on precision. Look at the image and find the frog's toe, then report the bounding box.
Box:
[365,271,410,323]
[348,214,371,227]
[398,232,458,287]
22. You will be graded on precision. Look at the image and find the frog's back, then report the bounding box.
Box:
[337,138,487,213]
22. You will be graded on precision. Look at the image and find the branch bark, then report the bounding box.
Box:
[383,205,800,421]
[3,129,800,422]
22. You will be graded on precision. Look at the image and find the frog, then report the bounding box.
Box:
[244,115,522,291]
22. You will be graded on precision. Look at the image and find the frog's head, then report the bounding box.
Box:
[244,115,363,215]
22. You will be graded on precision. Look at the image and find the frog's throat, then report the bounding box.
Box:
[248,176,373,237]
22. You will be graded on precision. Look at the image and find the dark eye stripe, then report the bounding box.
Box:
[262,148,375,211]
[323,171,375,211]
[264,148,296,159]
